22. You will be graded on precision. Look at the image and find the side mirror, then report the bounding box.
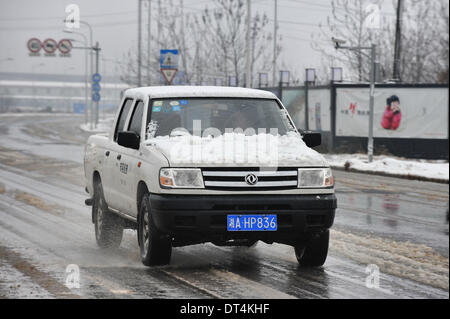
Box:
[302,131,321,148]
[117,131,140,150]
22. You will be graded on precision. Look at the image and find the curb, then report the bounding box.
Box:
[331,165,449,184]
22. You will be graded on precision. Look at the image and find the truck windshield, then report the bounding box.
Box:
[146,98,295,137]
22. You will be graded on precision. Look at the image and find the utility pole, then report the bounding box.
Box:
[245,0,252,88]
[368,44,376,163]
[393,0,403,81]
[157,0,161,84]
[180,0,187,84]
[334,39,377,162]
[272,0,278,86]
[138,0,142,87]
[147,0,151,86]
[157,0,161,48]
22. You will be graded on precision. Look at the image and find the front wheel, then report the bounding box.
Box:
[294,230,329,267]
[138,194,172,266]
[93,182,123,249]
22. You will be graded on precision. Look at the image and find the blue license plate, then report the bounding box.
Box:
[227,215,277,231]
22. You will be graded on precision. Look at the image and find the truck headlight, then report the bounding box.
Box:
[160,168,204,188]
[298,168,333,188]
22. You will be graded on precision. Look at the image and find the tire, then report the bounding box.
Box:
[93,181,123,249]
[294,230,329,267]
[138,193,172,266]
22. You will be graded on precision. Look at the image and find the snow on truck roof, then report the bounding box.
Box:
[124,86,277,99]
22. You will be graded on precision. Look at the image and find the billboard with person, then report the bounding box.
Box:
[381,95,402,131]
[336,87,448,139]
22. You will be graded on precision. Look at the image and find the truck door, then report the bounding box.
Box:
[102,98,134,210]
[113,99,145,215]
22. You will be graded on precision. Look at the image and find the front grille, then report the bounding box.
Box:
[202,167,298,190]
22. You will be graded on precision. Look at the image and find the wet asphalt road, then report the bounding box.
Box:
[0,113,448,299]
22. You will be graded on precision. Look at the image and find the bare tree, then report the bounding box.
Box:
[397,0,443,82]
[434,0,448,83]
[202,0,247,86]
[120,0,277,87]
[312,0,383,82]
[312,0,449,84]
[251,12,277,87]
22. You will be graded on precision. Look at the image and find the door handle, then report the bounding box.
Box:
[117,154,121,160]
[105,151,110,157]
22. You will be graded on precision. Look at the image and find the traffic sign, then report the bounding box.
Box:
[92,92,101,102]
[58,39,72,54]
[73,103,85,114]
[42,38,57,54]
[92,82,101,92]
[161,68,178,85]
[92,73,102,82]
[27,38,42,53]
[160,49,178,69]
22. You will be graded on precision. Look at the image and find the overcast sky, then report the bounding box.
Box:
[0,0,395,82]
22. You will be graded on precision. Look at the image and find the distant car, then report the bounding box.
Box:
[83,86,337,267]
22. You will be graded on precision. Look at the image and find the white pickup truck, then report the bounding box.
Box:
[84,86,336,267]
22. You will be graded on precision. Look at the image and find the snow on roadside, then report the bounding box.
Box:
[79,116,114,133]
[330,229,449,291]
[0,261,54,299]
[324,153,449,182]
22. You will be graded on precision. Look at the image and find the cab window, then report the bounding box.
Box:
[128,100,144,137]
[114,98,133,141]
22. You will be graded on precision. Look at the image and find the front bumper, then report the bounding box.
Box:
[149,193,337,246]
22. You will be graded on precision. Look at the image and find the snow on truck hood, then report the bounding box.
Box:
[144,132,329,167]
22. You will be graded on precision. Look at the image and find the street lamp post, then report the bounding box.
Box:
[333,38,377,163]
[79,21,95,129]
[64,19,96,129]
[64,30,89,125]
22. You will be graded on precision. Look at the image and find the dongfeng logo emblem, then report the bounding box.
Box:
[245,173,258,185]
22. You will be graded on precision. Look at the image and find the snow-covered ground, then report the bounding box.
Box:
[79,116,114,133]
[325,153,449,182]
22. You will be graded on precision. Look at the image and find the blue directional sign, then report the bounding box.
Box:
[73,103,85,114]
[160,49,178,69]
[92,92,101,102]
[92,73,102,82]
[92,82,101,92]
